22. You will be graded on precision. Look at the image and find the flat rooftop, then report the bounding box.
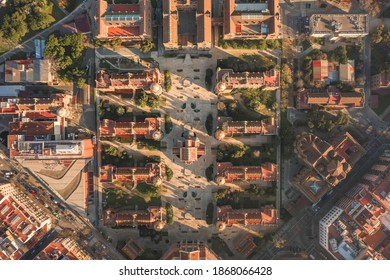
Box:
[311,14,368,35]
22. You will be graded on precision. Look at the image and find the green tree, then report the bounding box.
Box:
[166,203,174,225]
[116,106,125,116]
[334,46,348,64]
[109,38,122,49]
[135,91,148,107]
[146,94,161,109]
[29,10,55,31]
[140,40,154,53]
[205,113,214,135]
[165,166,173,181]
[164,70,172,92]
[371,24,384,44]
[232,145,248,159]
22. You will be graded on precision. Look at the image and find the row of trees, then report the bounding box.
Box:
[219,39,281,50]
[307,111,350,132]
[1,0,55,43]
[371,24,390,75]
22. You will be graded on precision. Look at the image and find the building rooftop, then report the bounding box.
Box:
[319,149,390,260]
[161,240,219,260]
[100,163,162,188]
[215,68,280,94]
[294,132,365,199]
[217,205,278,230]
[296,87,364,109]
[100,117,162,140]
[96,69,163,95]
[310,14,369,38]
[162,0,212,50]
[103,207,164,230]
[4,59,52,84]
[0,182,51,260]
[216,117,277,139]
[35,237,92,260]
[222,0,280,40]
[172,131,205,164]
[216,162,277,185]
[96,0,151,40]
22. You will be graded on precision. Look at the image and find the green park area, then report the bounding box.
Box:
[0,0,66,54]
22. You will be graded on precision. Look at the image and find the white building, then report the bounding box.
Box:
[310,14,369,40]
[319,206,344,251]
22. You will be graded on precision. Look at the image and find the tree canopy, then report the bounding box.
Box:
[0,0,55,43]
[44,33,86,85]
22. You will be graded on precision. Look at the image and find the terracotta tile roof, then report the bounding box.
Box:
[235,235,257,257]
[100,118,161,140]
[74,13,91,34]
[215,68,279,94]
[110,4,139,13]
[216,162,277,183]
[313,60,328,81]
[161,241,219,260]
[223,0,279,40]
[95,0,151,40]
[9,121,54,136]
[0,184,50,260]
[217,205,278,227]
[121,238,144,260]
[173,131,205,164]
[108,26,139,37]
[96,69,163,93]
[103,206,162,228]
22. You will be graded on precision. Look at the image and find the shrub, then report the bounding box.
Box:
[164,70,172,92]
[164,114,173,134]
[165,166,173,181]
[205,164,214,182]
[205,68,213,90]
[166,203,174,225]
[140,40,154,53]
[205,113,213,135]
[206,203,214,224]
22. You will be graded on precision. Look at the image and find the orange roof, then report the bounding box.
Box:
[108,26,139,37]
[9,121,55,136]
[313,60,328,81]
